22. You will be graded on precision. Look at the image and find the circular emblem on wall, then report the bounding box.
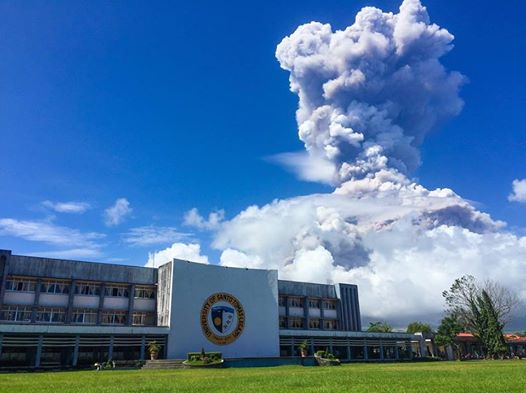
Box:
[200,292,245,345]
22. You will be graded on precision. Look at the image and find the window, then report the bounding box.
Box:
[324,320,337,330]
[279,317,287,328]
[132,312,155,326]
[72,309,98,324]
[104,285,129,298]
[36,307,65,323]
[308,299,320,308]
[278,296,286,307]
[289,317,304,328]
[134,286,156,299]
[323,300,337,310]
[40,280,70,295]
[75,282,101,296]
[290,297,304,308]
[101,311,127,325]
[5,278,37,292]
[0,305,32,322]
[308,319,321,329]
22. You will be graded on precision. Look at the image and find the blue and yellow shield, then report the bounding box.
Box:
[211,305,235,334]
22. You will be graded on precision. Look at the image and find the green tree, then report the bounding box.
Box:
[442,276,515,359]
[367,321,392,333]
[434,314,464,359]
[406,321,432,334]
[478,290,507,358]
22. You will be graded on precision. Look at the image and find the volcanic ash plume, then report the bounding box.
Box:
[275,0,464,187]
[183,0,526,325]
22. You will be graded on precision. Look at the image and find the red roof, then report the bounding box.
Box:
[455,332,526,342]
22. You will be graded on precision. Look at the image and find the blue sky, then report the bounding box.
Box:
[1,0,526,268]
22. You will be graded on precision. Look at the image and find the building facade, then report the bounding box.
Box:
[0,249,414,369]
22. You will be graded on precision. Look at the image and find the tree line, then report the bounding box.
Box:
[366,275,519,359]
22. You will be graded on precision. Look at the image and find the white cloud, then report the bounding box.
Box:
[214,189,526,325]
[42,200,91,214]
[268,151,336,185]
[0,218,104,247]
[104,198,132,227]
[145,242,209,268]
[183,208,225,230]
[30,248,103,260]
[509,179,526,202]
[219,248,264,269]
[123,226,189,246]
[0,218,104,258]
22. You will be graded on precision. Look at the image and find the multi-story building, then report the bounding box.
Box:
[0,249,414,369]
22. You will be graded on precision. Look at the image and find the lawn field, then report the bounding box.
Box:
[1,361,526,393]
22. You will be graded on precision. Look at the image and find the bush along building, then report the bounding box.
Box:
[0,249,415,369]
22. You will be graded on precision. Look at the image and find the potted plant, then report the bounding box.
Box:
[148,341,161,360]
[298,340,309,358]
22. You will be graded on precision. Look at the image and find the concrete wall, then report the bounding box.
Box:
[156,262,172,327]
[133,298,156,312]
[166,260,280,359]
[39,293,69,307]
[7,254,157,285]
[278,280,337,298]
[3,292,34,305]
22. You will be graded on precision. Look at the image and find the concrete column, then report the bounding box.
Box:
[380,341,385,361]
[408,341,414,360]
[347,342,352,361]
[284,295,290,329]
[363,340,369,361]
[329,337,333,354]
[418,335,427,358]
[31,279,42,323]
[0,333,3,358]
[127,284,135,326]
[66,280,76,324]
[395,344,399,360]
[303,296,309,329]
[0,251,11,307]
[35,335,43,368]
[97,283,106,325]
[335,299,342,330]
[72,335,80,367]
[320,299,325,330]
[108,335,114,360]
[309,337,314,356]
[290,337,295,357]
[140,335,146,360]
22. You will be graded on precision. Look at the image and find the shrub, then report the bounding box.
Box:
[187,351,222,362]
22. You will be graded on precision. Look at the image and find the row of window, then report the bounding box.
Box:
[4,279,37,292]
[279,297,337,310]
[0,306,156,326]
[5,278,156,299]
[0,305,32,322]
[279,317,338,330]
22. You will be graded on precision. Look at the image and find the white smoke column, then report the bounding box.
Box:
[211,0,526,327]
[276,0,464,186]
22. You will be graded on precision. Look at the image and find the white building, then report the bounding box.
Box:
[0,249,414,369]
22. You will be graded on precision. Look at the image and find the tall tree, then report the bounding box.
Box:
[406,321,432,334]
[435,314,464,359]
[367,321,392,333]
[442,276,516,358]
[442,275,518,327]
[479,290,507,358]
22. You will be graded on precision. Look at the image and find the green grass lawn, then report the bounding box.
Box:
[1,361,526,393]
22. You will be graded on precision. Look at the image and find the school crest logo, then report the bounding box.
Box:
[200,292,245,345]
